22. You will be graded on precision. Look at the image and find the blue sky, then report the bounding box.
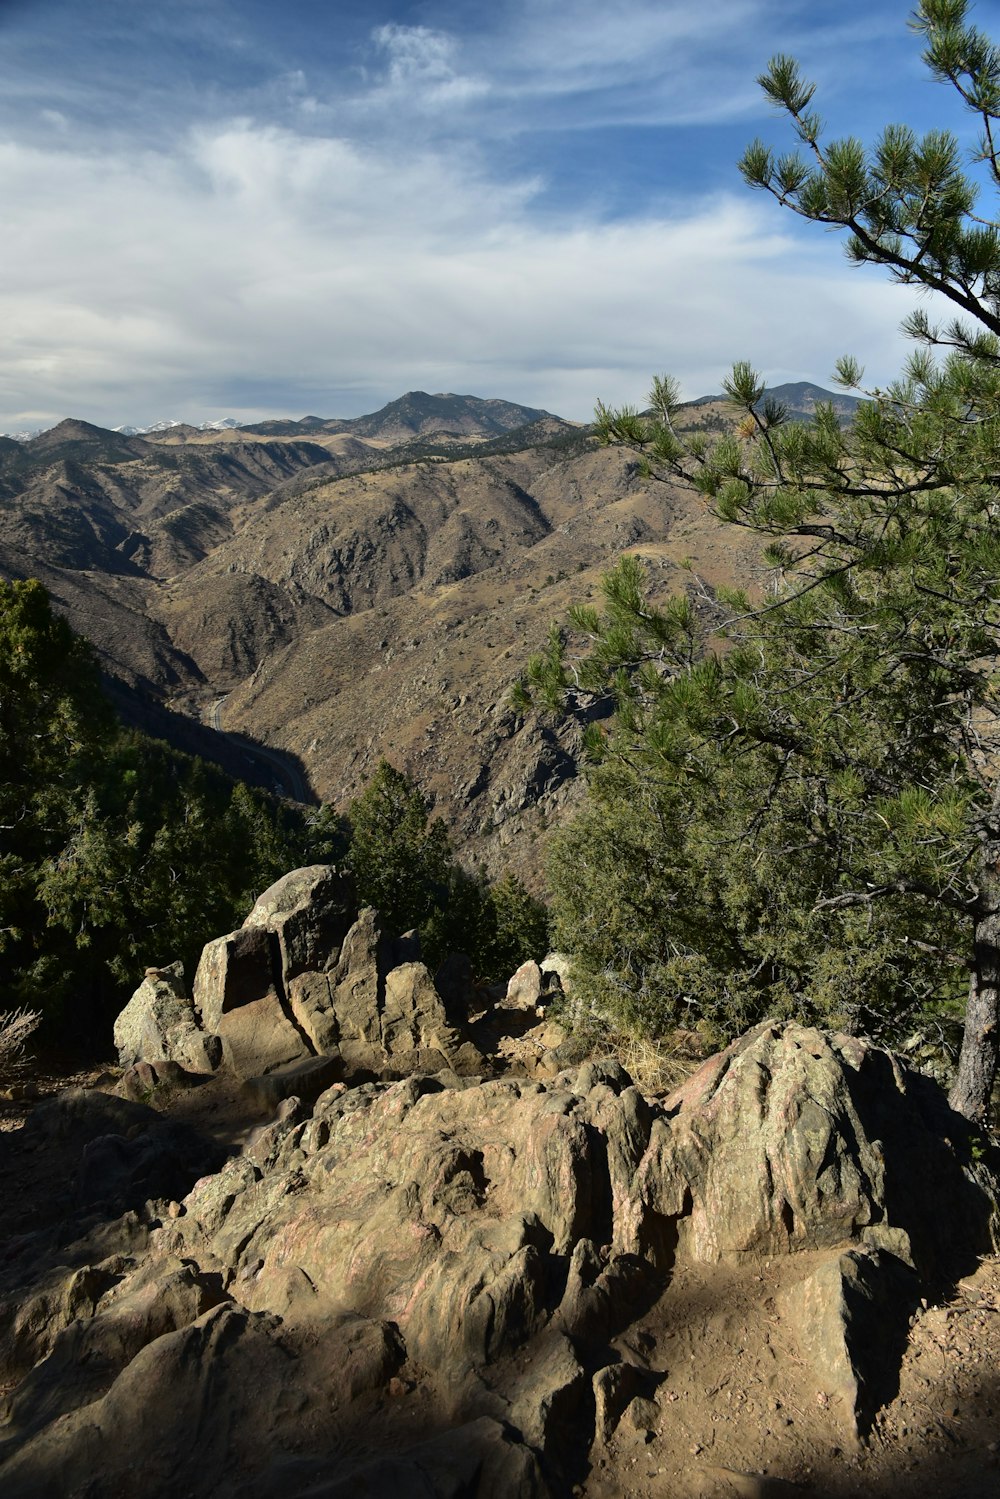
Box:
[0,0,996,429]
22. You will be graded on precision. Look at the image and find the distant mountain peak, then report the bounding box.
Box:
[349,391,555,441]
[686,380,859,423]
[238,391,560,442]
[3,394,561,445]
[114,417,244,437]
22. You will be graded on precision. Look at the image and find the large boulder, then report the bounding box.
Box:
[286,908,484,1079]
[622,1021,999,1283]
[192,925,309,1080]
[505,959,544,1011]
[193,927,281,1034]
[215,996,311,1081]
[113,962,220,1074]
[187,892,483,1083]
[192,925,309,1081]
[242,865,354,985]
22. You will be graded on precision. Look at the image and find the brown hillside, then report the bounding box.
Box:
[0,406,766,879]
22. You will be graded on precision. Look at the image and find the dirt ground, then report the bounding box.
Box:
[585,1253,1000,1499]
[1,1062,998,1499]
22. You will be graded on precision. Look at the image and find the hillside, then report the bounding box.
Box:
[685,381,861,425]
[0,391,770,878]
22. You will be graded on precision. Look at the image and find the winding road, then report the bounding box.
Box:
[208,696,311,804]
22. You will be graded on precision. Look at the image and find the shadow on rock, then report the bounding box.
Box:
[0,1009,997,1498]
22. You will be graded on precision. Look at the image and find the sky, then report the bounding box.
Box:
[0,0,997,431]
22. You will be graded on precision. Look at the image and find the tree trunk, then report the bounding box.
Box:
[949,903,1000,1123]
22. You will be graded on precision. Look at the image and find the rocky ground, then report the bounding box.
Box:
[586,1253,1000,1499]
[1,870,998,1498]
[1,1057,997,1497]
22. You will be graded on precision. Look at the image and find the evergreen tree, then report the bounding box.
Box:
[521,0,1000,1120]
[346,761,455,945]
[346,759,549,978]
[473,872,552,986]
[0,579,111,1007]
[0,580,339,1044]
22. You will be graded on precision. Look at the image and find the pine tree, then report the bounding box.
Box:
[346,761,455,944]
[522,0,1000,1120]
[346,759,549,977]
[0,579,340,1043]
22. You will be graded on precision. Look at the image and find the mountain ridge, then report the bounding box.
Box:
[0,386,811,879]
[1,381,855,445]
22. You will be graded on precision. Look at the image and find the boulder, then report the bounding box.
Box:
[623,1021,999,1282]
[242,865,354,985]
[509,1331,589,1470]
[216,994,311,1081]
[592,1358,647,1445]
[323,906,391,1045]
[779,1245,919,1441]
[113,962,220,1074]
[175,900,485,1085]
[505,959,544,1011]
[313,909,484,1077]
[192,924,314,1080]
[193,926,280,1034]
[382,961,460,1058]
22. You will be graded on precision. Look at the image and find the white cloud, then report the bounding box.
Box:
[364,23,490,114]
[498,0,758,85]
[373,24,459,84]
[0,114,930,432]
[366,0,921,133]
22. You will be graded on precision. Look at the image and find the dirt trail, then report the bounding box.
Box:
[584,1253,1000,1499]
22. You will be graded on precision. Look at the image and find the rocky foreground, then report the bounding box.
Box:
[0,868,998,1498]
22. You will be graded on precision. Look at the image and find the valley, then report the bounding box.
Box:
[0,389,776,881]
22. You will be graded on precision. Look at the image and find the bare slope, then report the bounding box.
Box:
[0,401,764,875]
[191,444,762,876]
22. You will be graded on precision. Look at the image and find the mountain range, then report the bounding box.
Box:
[0,386,834,881]
[1,381,857,445]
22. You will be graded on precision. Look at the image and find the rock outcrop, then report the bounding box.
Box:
[283,907,482,1078]
[640,1022,997,1284]
[1,1019,996,1496]
[117,868,486,1086]
[113,961,221,1074]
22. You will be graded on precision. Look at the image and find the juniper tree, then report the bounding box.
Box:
[521,0,1000,1120]
[0,579,339,1040]
[346,759,549,977]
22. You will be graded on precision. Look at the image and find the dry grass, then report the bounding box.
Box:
[594,1025,708,1097]
[0,1007,41,1082]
